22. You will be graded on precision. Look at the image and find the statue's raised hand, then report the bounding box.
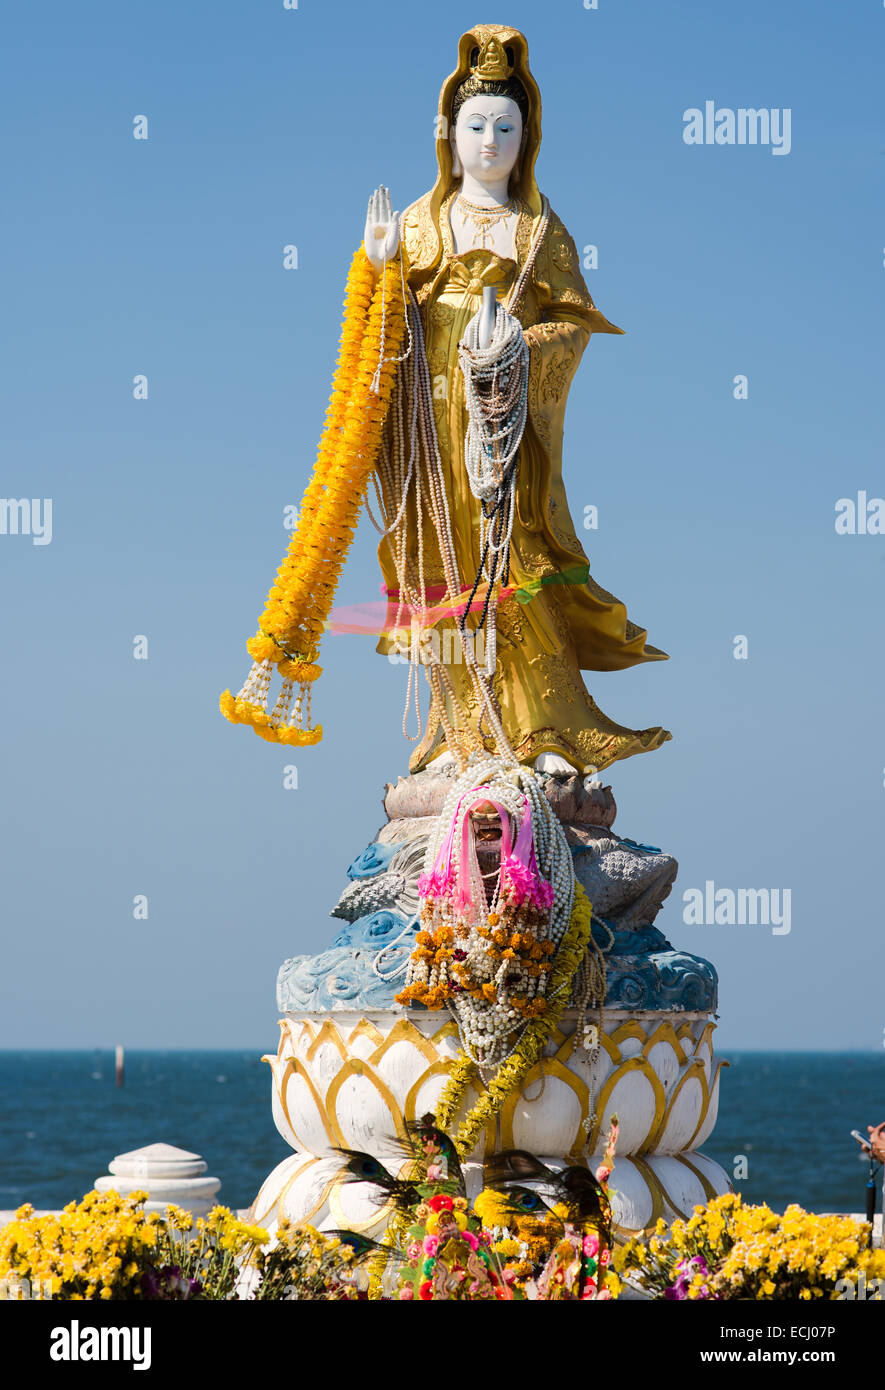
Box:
[364,185,400,272]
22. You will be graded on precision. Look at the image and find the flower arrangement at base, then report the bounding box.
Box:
[475,1116,621,1300]
[616,1192,885,1300]
[220,243,409,747]
[0,1192,268,1302]
[398,1192,508,1301]
[249,1223,364,1301]
[146,1204,270,1300]
[0,1191,161,1301]
[335,1115,621,1301]
[0,1128,628,1301]
[333,1115,510,1300]
[0,1193,370,1303]
[0,1189,286,1295]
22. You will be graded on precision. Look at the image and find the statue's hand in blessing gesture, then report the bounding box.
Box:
[364,186,400,272]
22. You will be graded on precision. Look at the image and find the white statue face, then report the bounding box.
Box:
[452,95,523,187]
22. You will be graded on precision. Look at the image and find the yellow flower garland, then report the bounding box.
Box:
[220,244,408,746]
[434,883,595,1157]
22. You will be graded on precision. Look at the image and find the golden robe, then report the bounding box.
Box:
[374,24,671,776]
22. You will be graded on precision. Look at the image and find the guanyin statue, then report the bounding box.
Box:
[222,22,669,780]
[363,22,671,778]
[237,26,727,1237]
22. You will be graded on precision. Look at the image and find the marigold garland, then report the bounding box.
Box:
[220,244,408,746]
[434,882,595,1157]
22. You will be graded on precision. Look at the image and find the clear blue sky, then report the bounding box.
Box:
[1,1,882,1050]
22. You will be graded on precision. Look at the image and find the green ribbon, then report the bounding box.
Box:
[512,562,590,606]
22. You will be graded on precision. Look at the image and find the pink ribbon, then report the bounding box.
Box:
[417,788,553,918]
[501,799,554,909]
[453,795,514,915]
[417,791,469,900]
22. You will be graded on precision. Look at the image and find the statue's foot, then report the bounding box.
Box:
[533,752,579,776]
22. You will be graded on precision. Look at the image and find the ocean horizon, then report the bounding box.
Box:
[1,1049,882,1217]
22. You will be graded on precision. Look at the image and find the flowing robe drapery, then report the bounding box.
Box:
[374,189,671,775]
